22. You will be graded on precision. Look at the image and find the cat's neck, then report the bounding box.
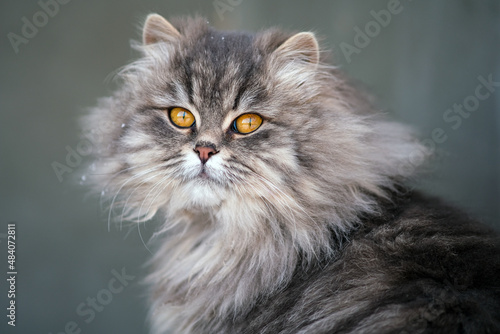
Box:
[148,195,334,331]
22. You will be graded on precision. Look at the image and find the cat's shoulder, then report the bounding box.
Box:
[362,190,499,244]
[333,190,500,312]
[258,193,500,333]
[351,191,500,274]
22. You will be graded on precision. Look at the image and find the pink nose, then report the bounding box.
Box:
[194,145,217,164]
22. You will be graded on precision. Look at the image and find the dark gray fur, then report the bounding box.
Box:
[219,192,500,333]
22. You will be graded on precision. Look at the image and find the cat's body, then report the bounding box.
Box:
[85,14,500,333]
[222,192,500,334]
[148,191,500,334]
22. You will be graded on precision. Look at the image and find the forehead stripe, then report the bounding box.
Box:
[232,62,255,110]
[181,56,194,105]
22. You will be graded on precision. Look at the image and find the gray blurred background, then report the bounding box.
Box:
[1,1,499,333]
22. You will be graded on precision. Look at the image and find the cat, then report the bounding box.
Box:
[84,14,500,334]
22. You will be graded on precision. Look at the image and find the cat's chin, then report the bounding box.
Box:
[176,179,227,209]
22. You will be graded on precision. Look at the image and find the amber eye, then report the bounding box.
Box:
[169,107,195,128]
[233,113,263,134]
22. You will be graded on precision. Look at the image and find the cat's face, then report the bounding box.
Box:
[87,15,424,231]
[131,34,292,208]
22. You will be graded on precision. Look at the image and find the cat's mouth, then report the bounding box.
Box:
[196,165,225,184]
[198,166,211,180]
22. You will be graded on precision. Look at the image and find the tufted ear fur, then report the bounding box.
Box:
[143,14,181,45]
[274,32,320,65]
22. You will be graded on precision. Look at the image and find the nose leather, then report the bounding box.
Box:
[194,145,217,164]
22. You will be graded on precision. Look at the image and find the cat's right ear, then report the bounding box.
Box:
[274,32,320,66]
[143,14,181,45]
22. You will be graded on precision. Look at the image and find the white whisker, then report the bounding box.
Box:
[119,170,167,230]
[106,164,165,232]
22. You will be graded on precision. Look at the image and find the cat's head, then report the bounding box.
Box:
[85,14,427,248]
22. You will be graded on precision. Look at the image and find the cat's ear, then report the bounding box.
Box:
[274,32,320,66]
[143,14,181,45]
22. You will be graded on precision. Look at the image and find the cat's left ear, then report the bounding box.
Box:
[143,14,181,45]
[274,32,320,66]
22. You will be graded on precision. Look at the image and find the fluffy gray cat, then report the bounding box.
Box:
[84,14,500,334]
